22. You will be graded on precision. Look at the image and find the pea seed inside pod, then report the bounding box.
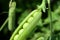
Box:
[14,34,19,40]
[19,29,24,34]
[33,11,38,17]
[27,17,33,23]
[23,23,29,29]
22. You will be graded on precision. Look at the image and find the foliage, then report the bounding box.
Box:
[0,0,60,40]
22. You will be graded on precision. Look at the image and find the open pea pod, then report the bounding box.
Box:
[10,8,42,40]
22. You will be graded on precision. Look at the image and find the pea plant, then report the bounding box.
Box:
[0,0,60,40]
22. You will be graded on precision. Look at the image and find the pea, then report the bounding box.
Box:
[23,23,29,29]
[19,29,24,34]
[27,17,33,23]
[14,34,19,40]
[33,12,38,17]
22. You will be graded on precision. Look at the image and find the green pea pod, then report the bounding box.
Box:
[10,8,42,40]
[18,10,41,40]
[8,2,16,31]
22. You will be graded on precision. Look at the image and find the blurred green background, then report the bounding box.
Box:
[0,0,60,40]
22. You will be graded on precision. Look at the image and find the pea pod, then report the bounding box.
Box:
[18,12,41,40]
[10,8,42,40]
[8,2,16,31]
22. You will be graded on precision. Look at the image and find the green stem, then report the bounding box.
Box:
[0,18,8,31]
[47,0,53,40]
[37,0,46,12]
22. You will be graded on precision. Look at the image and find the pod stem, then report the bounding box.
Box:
[37,0,46,12]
